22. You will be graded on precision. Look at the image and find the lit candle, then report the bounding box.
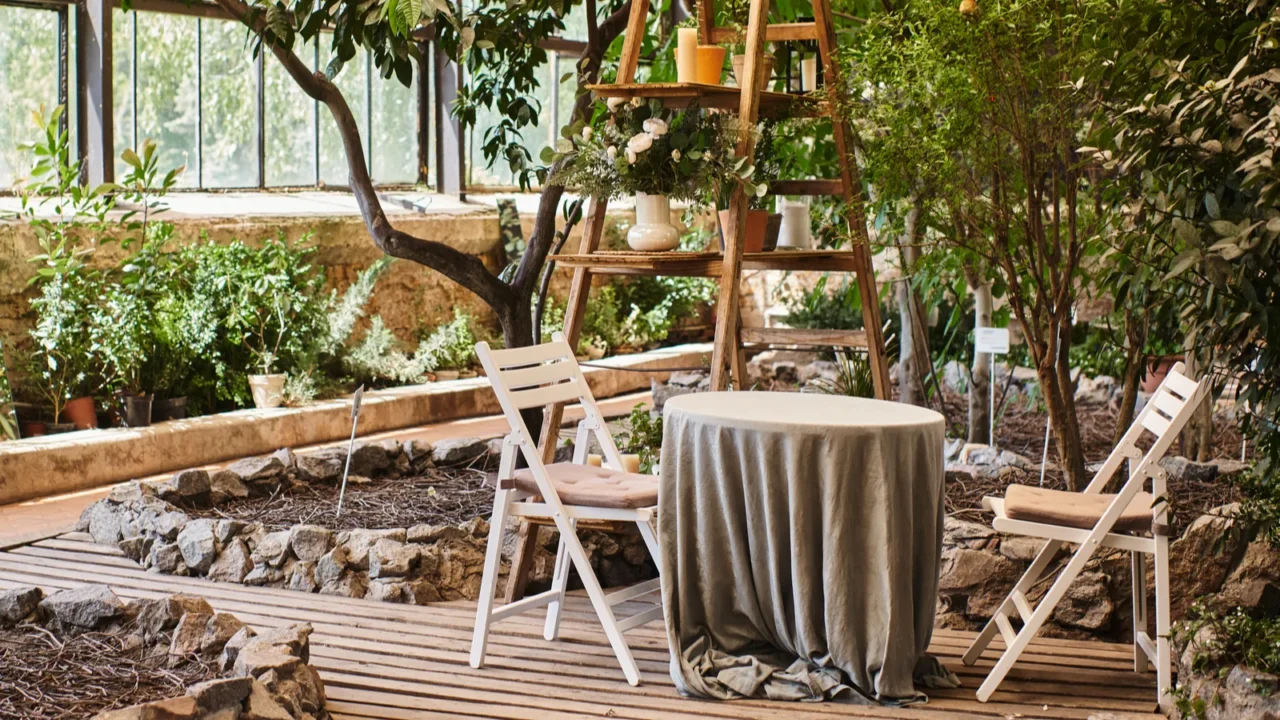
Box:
[677,28,699,83]
[620,454,642,474]
[801,56,818,91]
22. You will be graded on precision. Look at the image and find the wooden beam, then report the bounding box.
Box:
[768,179,843,196]
[740,327,868,348]
[78,0,113,185]
[710,22,818,43]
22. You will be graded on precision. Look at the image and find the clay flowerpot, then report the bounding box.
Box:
[628,193,681,251]
[118,394,153,428]
[47,422,77,434]
[20,421,47,438]
[434,370,461,381]
[695,45,726,85]
[718,208,770,253]
[153,396,189,422]
[248,374,286,409]
[1141,355,1185,394]
[61,396,98,430]
[763,213,783,251]
[731,53,776,91]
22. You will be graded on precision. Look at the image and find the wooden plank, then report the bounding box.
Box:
[769,179,845,196]
[709,22,819,42]
[553,250,864,277]
[583,83,817,118]
[740,327,868,348]
[614,0,650,84]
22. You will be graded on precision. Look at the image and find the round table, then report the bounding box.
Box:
[658,392,950,705]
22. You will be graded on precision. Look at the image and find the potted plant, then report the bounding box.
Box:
[722,0,775,90]
[417,311,478,380]
[550,101,759,252]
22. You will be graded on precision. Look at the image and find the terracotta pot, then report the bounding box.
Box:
[20,421,47,438]
[153,396,189,422]
[1141,354,1185,394]
[118,394,153,428]
[731,53,775,91]
[763,213,783,251]
[248,374,286,409]
[47,422,77,434]
[434,370,461,381]
[695,45,726,85]
[61,396,98,430]
[718,208,770,253]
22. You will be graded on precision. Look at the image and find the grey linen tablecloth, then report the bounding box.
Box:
[658,392,957,705]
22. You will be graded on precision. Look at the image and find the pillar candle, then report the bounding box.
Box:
[620,454,642,474]
[587,454,603,467]
[677,28,699,83]
[801,56,819,91]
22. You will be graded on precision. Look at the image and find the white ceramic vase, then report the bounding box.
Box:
[248,373,286,409]
[777,199,813,249]
[627,193,680,251]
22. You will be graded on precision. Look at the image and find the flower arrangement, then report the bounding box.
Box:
[549,99,766,205]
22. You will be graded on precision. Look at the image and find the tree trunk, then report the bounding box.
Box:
[896,200,926,406]
[1050,313,1088,490]
[1113,307,1148,447]
[1180,344,1214,461]
[965,265,992,445]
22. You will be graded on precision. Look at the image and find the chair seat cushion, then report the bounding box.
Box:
[1003,485,1156,534]
[512,462,659,509]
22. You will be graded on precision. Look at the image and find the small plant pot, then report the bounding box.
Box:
[458,369,478,379]
[153,396,189,422]
[61,396,99,430]
[718,208,771,253]
[118,394,153,428]
[696,45,727,85]
[731,53,776,91]
[434,370,461,381]
[20,421,47,438]
[763,213,783,251]
[248,374,287,409]
[47,422,78,434]
[1141,354,1185,394]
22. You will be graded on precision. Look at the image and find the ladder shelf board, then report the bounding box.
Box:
[554,249,865,276]
[708,22,818,43]
[585,83,822,118]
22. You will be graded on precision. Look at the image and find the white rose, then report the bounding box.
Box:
[630,96,644,108]
[606,145,618,158]
[643,118,669,137]
[625,149,637,164]
[672,149,682,161]
[626,132,654,154]
[582,126,593,141]
[607,97,626,113]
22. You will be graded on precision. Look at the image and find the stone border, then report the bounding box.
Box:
[0,343,710,506]
[0,584,326,720]
[78,438,656,606]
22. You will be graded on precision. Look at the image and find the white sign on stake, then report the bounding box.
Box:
[975,328,1009,452]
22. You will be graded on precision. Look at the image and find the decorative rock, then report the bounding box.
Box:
[937,548,1021,618]
[153,510,190,540]
[251,530,293,568]
[271,447,297,470]
[244,565,285,587]
[202,612,248,653]
[1159,456,1219,485]
[349,442,391,476]
[944,465,979,485]
[159,469,211,503]
[135,594,214,639]
[118,536,150,562]
[1218,540,1280,616]
[289,525,334,563]
[402,439,435,468]
[186,676,253,712]
[319,571,367,598]
[214,519,247,544]
[408,523,467,544]
[943,516,997,550]
[0,586,42,626]
[649,377,699,409]
[225,456,286,484]
[210,470,250,502]
[1074,375,1116,405]
[1169,505,1246,618]
[40,585,125,628]
[108,481,152,503]
[287,562,318,593]
[254,623,313,662]
[405,578,442,605]
[999,536,1046,562]
[93,695,198,719]
[315,547,348,587]
[85,501,125,545]
[295,450,344,483]
[242,679,293,720]
[367,580,406,603]
[177,519,219,574]
[337,528,406,570]
[208,539,254,583]
[169,611,214,656]
[1051,571,1114,631]
[220,626,258,672]
[431,437,490,466]
[149,542,184,574]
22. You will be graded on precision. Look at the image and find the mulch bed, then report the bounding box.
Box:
[187,465,496,533]
[0,624,215,720]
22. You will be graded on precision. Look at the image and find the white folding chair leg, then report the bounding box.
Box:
[544,519,576,641]
[470,487,513,669]
[963,539,1061,665]
[636,519,661,574]
[552,514,642,686]
[1131,550,1149,673]
[1154,532,1172,706]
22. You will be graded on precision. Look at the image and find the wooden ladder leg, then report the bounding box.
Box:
[1132,549,1149,673]
[543,519,576,641]
[963,539,1061,665]
[731,307,748,390]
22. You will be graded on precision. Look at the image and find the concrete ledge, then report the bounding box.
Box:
[0,343,709,506]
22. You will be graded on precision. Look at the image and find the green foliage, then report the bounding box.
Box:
[344,315,436,385]
[807,351,875,399]
[415,310,478,371]
[781,274,864,331]
[542,275,716,356]
[1173,601,1280,709]
[616,403,662,474]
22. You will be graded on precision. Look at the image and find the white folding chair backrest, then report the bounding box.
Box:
[475,332,628,493]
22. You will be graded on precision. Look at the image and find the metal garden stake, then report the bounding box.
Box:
[336,385,365,518]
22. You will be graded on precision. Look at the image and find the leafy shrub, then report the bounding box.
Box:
[1173,600,1280,718]
[416,310,478,371]
[616,403,663,474]
[781,274,866,331]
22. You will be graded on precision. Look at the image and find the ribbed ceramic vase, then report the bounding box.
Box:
[627,193,680,251]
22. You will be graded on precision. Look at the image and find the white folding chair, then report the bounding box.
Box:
[964,362,1209,707]
[470,332,663,686]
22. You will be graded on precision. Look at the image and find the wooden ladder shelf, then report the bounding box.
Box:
[502,0,891,602]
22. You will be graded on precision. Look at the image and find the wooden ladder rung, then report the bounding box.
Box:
[769,179,844,196]
[709,21,818,43]
[740,327,867,348]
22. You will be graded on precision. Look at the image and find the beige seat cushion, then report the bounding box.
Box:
[512,462,659,509]
[1004,484,1155,534]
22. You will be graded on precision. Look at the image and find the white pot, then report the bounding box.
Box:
[777,199,813,249]
[248,373,286,409]
[627,193,681,251]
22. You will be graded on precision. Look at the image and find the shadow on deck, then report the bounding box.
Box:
[0,533,1162,720]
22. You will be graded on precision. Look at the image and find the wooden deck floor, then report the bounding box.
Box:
[0,534,1162,720]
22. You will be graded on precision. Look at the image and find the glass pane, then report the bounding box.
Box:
[319,41,368,187]
[264,40,316,186]
[468,62,551,187]
[561,1,589,41]
[201,19,258,187]
[135,11,198,186]
[112,10,135,180]
[0,6,59,187]
[370,65,417,184]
